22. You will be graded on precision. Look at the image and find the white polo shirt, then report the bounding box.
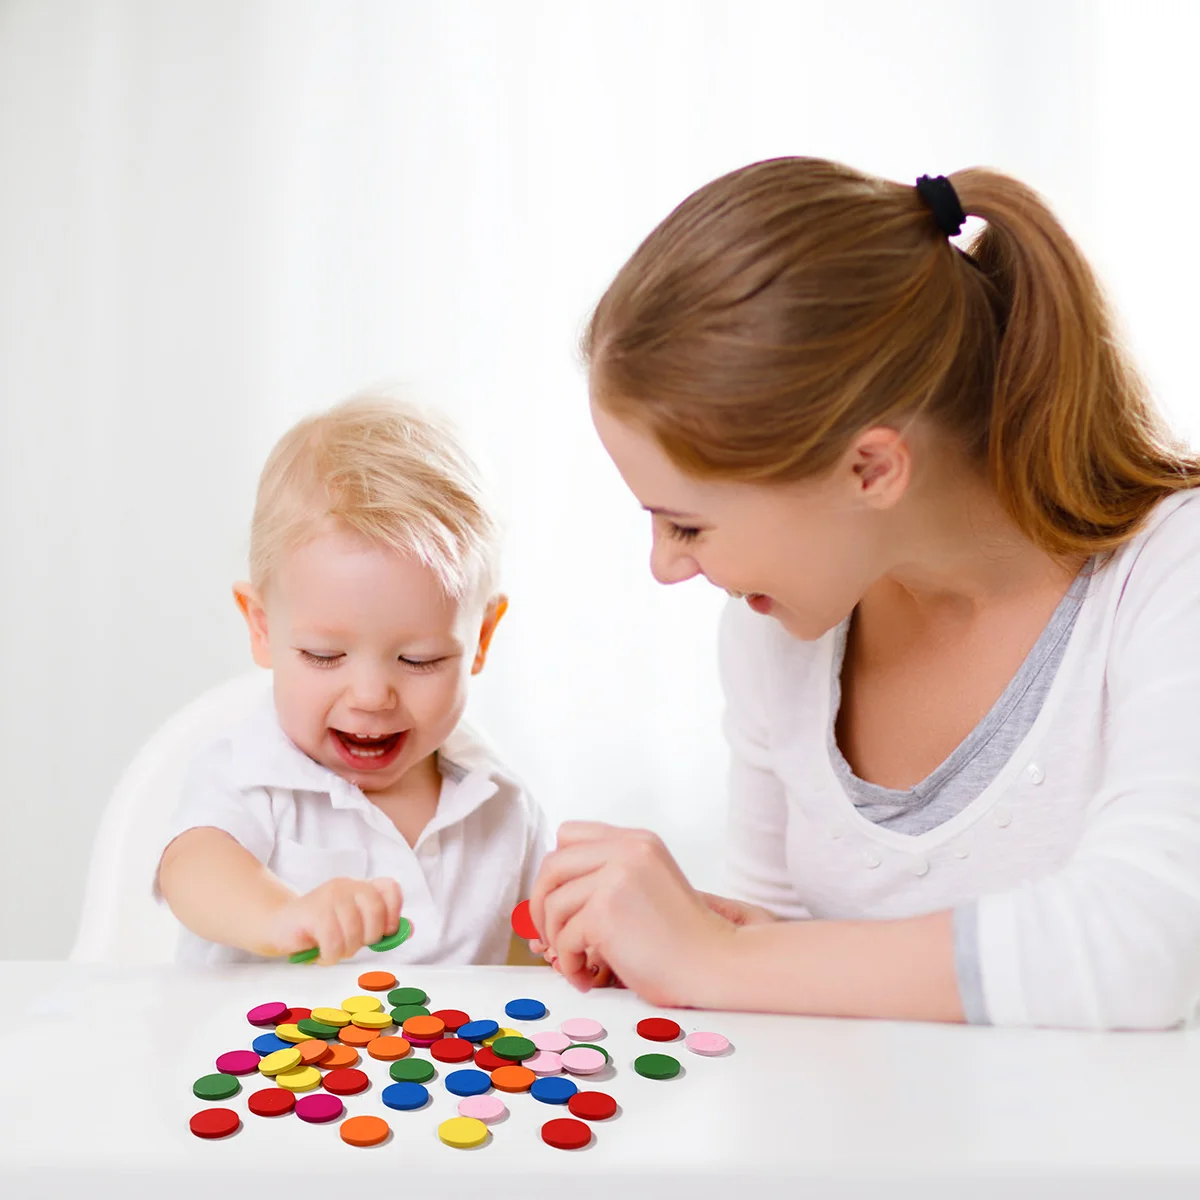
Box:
[153,693,550,966]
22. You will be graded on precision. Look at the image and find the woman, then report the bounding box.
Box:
[530,158,1200,1030]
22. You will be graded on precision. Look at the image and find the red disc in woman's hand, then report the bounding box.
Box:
[511,899,540,941]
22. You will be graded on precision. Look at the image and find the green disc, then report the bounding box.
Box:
[492,1036,536,1062]
[387,986,428,1007]
[569,1042,610,1062]
[634,1053,680,1080]
[288,946,319,964]
[390,1004,431,1023]
[297,1018,339,1038]
[193,1072,240,1100]
[369,917,412,953]
[389,1056,435,1084]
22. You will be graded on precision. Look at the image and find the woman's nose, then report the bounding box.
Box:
[649,534,701,586]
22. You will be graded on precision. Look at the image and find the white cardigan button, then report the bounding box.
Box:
[953,843,970,859]
[862,849,882,869]
[911,858,930,877]
[1026,763,1045,785]
[994,806,1013,828]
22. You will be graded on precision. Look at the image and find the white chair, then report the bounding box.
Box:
[69,669,273,964]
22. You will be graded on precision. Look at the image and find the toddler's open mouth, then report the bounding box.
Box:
[331,728,407,771]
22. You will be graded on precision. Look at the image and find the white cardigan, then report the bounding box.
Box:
[719,489,1200,1030]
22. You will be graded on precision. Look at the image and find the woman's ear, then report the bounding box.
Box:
[472,594,509,675]
[232,582,272,669]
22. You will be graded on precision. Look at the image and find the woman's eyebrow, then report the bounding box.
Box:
[644,505,703,519]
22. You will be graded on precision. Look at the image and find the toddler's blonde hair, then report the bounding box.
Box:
[249,393,500,602]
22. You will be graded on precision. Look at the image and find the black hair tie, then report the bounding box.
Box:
[915,174,966,237]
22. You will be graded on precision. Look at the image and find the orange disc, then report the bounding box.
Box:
[402,1015,445,1039]
[299,1040,333,1066]
[340,1114,390,1147]
[490,1064,536,1093]
[367,1036,412,1061]
[357,970,397,991]
[321,1044,360,1069]
[338,1025,379,1046]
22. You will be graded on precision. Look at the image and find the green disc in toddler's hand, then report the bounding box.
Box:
[369,916,412,952]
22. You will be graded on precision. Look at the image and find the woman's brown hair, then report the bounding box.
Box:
[584,157,1200,559]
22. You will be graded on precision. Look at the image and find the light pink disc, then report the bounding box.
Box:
[532,1029,571,1053]
[458,1094,507,1122]
[685,1031,731,1056]
[560,1018,605,1041]
[525,1051,564,1075]
[560,1046,606,1075]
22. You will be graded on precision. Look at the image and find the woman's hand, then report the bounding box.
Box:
[528,822,744,1006]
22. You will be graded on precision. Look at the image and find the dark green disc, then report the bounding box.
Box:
[193,1072,240,1100]
[387,986,427,1007]
[569,1042,610,1062]
[389,1056,435,1084]
[288,946,319,964]
[491,1036,536,1062]
[297,1019,339,1038]
[389,1004,431,1023]
[634,1053,680,1080]
[369,917,412,952]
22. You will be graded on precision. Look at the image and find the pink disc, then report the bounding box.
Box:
[532,1029,571,1053]
[560,1017,604,1041]
[246,1001,288,1026]
[215,1050,261,1075]
[560,1047,606,1075]
[685,1031,731,1056]
[526,1051,564,1075]
[295,1093,344,1123]
[458,1094,507,1122]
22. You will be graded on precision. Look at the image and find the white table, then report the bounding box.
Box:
[3,962,1200,1199]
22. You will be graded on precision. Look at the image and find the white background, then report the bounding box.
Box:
[1,0,1197,958]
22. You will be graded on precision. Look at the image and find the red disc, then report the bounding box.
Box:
[431,1008,470,1032]
[189,1107,240,1139]
[511,899,540,941]
[636,1017,681,1042]
[474,1046,507,1071]
[431,1038,475,1063]
[568,1090,617,1121]
[541,1116,592,1149]
[322,1067,369,1096]
[248,1087,297,1117]
[277,1007,311,1025]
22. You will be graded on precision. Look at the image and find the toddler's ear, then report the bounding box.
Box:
[232,582,272,669]
[471,594,508,675]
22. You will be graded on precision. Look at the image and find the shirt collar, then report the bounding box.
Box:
[228,690,512,832]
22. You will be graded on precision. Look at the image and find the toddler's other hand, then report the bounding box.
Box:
[270,876,403,965]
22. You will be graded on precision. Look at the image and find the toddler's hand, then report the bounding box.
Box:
[269,876,403,965]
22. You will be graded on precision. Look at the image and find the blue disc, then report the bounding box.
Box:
[252,1032,292,1055]
[504,997,547,1021]
[444,1069,492,1097]
[530,1076,578,1105]
[381,1081,430,1111]
[456,1019,500,1043]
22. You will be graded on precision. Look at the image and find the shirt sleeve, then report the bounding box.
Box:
[151,737,277,900]
[718,600,813,920]
[976,508,1200,1029]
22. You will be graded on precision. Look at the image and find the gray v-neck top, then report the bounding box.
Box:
[829,562,1094,836]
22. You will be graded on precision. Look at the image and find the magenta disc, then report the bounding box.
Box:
[295,1093,344,1123]
[215,1050,261,1075]
[246,1001,288,1026]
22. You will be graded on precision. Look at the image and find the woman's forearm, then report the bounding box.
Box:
[691,908,965,1022]
[158,826,295,955]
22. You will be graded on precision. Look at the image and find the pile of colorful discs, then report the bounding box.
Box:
[188,905,732,1151]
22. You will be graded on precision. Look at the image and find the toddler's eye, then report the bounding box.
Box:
[667,523,702,544]
[399,656,443,672]
[299,650,343,667]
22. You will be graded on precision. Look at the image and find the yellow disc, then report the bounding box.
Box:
[351,1010,393,1030]
[483,1027,521,1047]
[438,1116,489,1148]
[275,1022,313,1043]
[258,1046,302,1076]
[341,995,383,1015]
[275,1065,322,1092]
[311,1007,352,1027]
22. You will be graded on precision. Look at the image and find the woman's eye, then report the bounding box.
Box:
[667,523,702,543]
